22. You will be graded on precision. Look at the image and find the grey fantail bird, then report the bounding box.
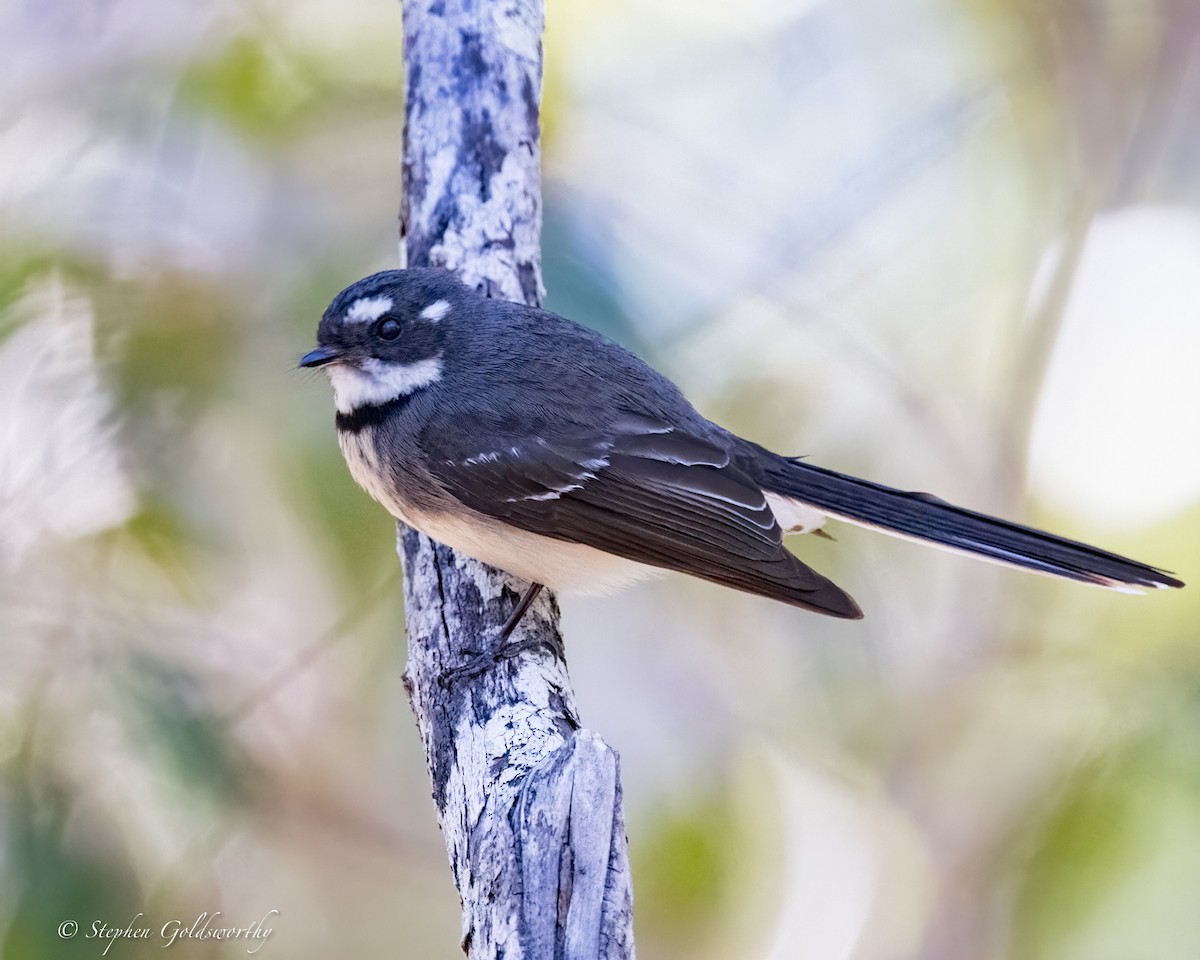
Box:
[301,268,1183,633]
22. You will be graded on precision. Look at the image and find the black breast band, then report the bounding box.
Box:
[335,394,413,434]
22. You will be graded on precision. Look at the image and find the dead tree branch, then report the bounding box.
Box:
[396,2,636,956]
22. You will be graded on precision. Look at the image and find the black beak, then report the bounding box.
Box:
[299,346,342,368]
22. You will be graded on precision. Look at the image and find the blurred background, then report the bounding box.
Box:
[1,0,1198,957]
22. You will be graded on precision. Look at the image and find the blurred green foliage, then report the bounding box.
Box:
[179,36,318,142]
[632,793,733,950]
[2,770,145,960]
[121,655,256,811]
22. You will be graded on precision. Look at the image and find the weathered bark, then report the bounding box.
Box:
[397,1,635,957]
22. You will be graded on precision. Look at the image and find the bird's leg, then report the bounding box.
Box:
[438,583,552,688]
[498,582,543,641]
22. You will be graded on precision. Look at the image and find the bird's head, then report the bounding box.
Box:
[301,269,473,413]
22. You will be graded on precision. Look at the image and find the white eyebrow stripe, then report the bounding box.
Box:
[345,296,393,324]
[420,300,451,322]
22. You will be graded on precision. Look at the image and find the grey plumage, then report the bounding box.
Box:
[302,268,1183,620]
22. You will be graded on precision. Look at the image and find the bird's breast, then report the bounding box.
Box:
[337,425,421,525]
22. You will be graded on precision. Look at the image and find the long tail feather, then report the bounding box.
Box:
[761,457,1184,592]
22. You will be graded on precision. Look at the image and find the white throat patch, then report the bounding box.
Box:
[327,355,443,413]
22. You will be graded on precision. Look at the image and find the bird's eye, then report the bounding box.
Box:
[374,318,402,341]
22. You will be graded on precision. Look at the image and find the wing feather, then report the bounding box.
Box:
[425,416,861,618]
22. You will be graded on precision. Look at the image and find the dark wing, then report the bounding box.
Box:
[424,411,861,618]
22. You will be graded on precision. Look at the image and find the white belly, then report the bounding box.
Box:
[408,511,664,595]
[393,499,826,595]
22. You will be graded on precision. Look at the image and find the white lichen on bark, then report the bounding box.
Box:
[398,1,635,957]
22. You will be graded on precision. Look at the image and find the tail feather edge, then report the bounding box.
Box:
[762,458,1184,592]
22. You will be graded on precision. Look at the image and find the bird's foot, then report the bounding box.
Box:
[436,583,551,688]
